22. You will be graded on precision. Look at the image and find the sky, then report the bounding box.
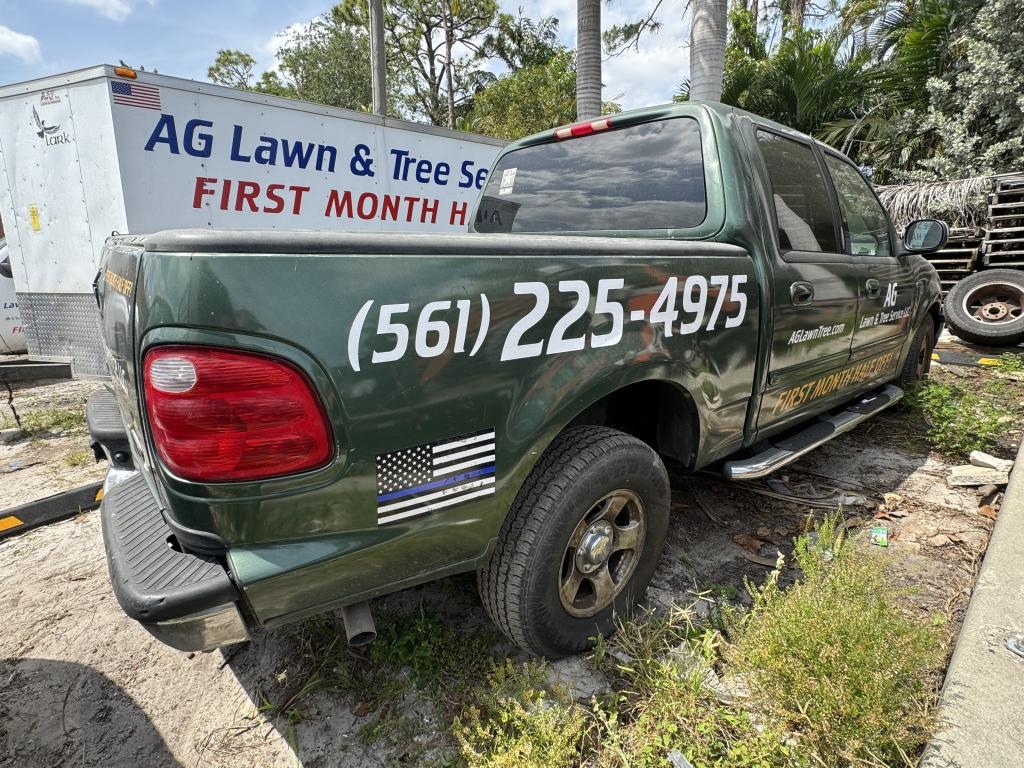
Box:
[0,0,691,112]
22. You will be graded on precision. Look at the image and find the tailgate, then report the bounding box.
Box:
[96,236,147,460]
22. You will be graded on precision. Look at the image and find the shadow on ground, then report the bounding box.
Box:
[1,658,183,768]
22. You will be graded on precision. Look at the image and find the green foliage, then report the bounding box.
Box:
[726,516,942,766]
[998,353,1024,373]
[596,608,800,768]
[481,11,561,69]
[336,0,498,127]
[918,0,1024,178]
[469,49,576,140]
[369,608,495,691]
[207,50,257,89]
[20,407,86,437]
[905,379,1007,458]
[63,448,92,467]
[266,12,372,111]
[453,661,587,768]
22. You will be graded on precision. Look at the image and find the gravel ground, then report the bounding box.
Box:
[0,364,1016,767]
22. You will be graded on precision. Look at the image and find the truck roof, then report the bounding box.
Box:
[505,100,823,154]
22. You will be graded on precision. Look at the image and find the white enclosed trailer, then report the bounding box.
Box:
[0,65,504,376]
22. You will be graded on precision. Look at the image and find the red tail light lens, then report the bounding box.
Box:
[143,346,333,482]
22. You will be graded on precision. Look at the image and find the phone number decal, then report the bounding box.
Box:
[346,275,748,372]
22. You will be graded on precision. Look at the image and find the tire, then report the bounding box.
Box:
[478,425,670,657]
[897,319,936,389]
[944,269,1024,347]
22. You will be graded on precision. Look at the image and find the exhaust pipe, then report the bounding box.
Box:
[338,601,376,647]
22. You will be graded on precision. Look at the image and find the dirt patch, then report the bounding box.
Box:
[0,378,107,508]
[0,362,1020,767]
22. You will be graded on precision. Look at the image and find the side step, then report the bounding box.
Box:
[723,384,904,480]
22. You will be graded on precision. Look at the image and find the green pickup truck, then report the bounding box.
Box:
[90,102,947,658]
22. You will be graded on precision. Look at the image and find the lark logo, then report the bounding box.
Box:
[883,282,898,308]
[32,106,71,147]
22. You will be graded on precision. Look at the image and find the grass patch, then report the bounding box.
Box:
[454,661,587,768]
[63,448,93,467]
[452,517,943,768]
[997,352,1024,373]
[725,516,942,766]
[904,379,1010,458]
[19,407,86,437]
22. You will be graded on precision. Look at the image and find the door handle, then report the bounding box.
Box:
[865,279,881,299]
[790,281,814,306]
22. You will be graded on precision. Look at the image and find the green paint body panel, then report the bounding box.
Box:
[96,102,942,631]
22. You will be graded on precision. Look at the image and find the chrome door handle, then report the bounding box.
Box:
[790,281,814,306]
[865,279,881,298]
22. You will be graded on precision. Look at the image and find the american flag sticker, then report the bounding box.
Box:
[375,429,496,526]
[110,80,161,110]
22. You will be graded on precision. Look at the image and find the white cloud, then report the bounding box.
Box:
[0,25,42,64]
[66,0,134,21]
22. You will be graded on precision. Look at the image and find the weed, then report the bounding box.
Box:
[997,352,1024,373]
[63,449,92,467]
[595,607,799,768]
[370,608,496,693]
[20,408,86,437]
[453,661,587,768]
[725,515,943,766]
[905,380,1007,458]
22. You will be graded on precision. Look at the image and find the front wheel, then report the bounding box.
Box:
[897,319,936,388]
[944,269,1024,347]
[478,426,670,657]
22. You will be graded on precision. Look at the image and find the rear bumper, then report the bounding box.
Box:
[99,472,250,651]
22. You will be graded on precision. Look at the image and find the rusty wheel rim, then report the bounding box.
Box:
[559,489,646,618]
[962,281,1024,326]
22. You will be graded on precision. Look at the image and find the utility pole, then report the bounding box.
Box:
[369,0,387,116]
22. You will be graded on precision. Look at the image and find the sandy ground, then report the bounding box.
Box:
[0,366,1014,767]
[0,378,108,508]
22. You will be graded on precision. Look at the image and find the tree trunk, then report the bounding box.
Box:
[690,0,728,102]
[750,0,760,33]
[576,0,602,120]
[788,0,806,30]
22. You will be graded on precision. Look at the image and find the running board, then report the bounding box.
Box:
[723,384,904,480]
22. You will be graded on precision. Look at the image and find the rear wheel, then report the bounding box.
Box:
[945,269,1024,347]
[478,426,670,657]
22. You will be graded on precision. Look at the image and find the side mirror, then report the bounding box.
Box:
[0,256,11,280]
[903,219,948,254]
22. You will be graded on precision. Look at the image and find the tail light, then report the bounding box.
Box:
[143,345,332,482]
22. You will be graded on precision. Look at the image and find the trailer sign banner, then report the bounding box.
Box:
[114,84,501,234]
[0,66,504,375]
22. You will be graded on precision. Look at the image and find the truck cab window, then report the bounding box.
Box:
[823,154,892,257]
[756,130,838,253]
[475,117,707,233]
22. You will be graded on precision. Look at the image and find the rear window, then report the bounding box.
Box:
[475,117,707,234]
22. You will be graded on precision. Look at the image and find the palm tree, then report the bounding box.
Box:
[576,0,602,119]
[690,0,728,101]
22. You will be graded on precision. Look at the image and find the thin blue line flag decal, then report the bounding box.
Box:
[375,428,496,525]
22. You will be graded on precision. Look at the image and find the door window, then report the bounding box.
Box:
[823,154,892,257]
[757,131,838,253]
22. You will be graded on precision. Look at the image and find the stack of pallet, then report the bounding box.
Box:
[982,175,1024,268]
[926,227,985,296]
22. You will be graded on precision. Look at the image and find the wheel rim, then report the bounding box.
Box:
[559,489,647,618]
[961,281,1024,326]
